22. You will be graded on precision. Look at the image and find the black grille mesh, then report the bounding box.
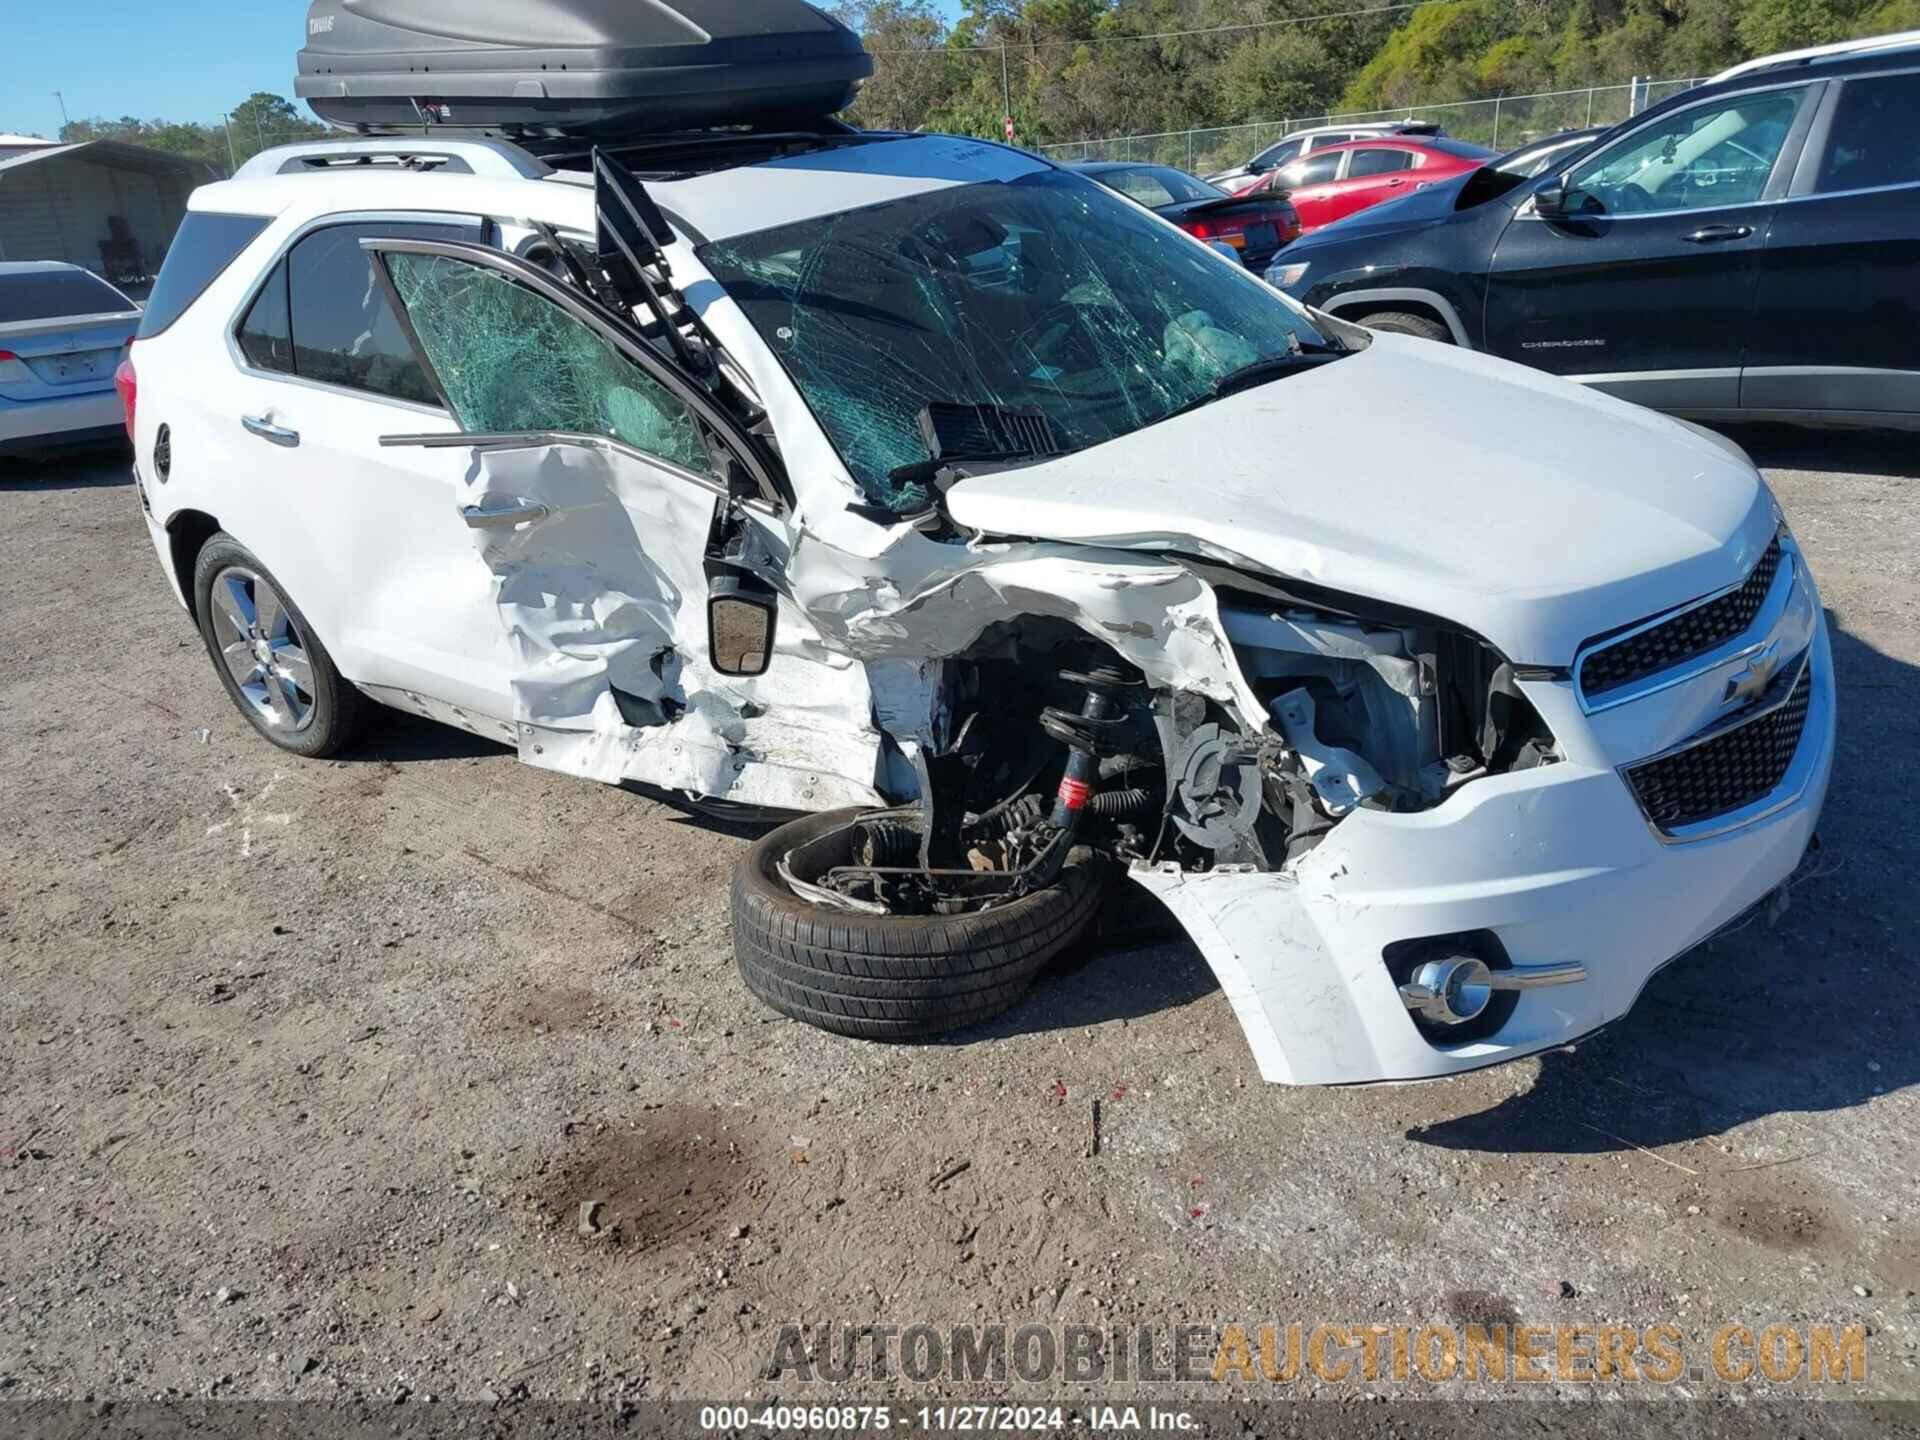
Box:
[1581,539,1784,699]
[1625,661,1812,832]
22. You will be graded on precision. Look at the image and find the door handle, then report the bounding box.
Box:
[241,414,300,447]
[1681,224,1754,244]
[1386,177,1406,186]
[462,502,550,530]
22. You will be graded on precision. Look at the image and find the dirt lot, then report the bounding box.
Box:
[1,429,1916,1415]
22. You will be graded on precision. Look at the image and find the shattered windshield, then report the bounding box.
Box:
[698,169,1341,513]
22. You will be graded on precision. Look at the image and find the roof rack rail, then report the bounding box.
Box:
[232,137,552,182]
[1711,27,1920,82]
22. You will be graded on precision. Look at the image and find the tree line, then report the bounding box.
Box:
[839,0,1920,147]
[56,93,326,177]
[44,1,1920,177]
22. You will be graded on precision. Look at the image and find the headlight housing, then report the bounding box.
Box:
[1267,260,1311,290]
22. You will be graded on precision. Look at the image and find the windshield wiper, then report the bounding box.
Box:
[1208,349,1341,400]
[1160,340,1345,422]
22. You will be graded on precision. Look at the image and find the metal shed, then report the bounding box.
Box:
[0,142,209,287]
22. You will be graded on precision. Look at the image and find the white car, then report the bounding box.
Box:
[125,128,1831,1086]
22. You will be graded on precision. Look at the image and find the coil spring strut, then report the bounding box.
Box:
[1040,667,1140,830]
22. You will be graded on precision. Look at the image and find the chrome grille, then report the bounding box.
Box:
[1580,538,1784,701]
[1624,658,1812,834]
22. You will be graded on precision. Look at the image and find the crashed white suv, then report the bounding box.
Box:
[126,130,1832,1085]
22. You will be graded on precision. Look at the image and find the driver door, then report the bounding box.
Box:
[367,239,886,811]
[1483,83,1820,411]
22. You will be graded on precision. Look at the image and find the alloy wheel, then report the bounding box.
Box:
[209,566,317,733]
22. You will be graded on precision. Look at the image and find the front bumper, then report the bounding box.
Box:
[1132,615,1835,1085]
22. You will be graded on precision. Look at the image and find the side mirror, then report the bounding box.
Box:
[707,573,778,677]
[1534,174,1569,217]
[1207,240,1242,264]
[1248,157,1273,175]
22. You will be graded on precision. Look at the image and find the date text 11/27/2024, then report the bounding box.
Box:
[697,1405,1196,1431]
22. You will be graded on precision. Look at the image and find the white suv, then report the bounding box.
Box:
[126,129,1832,1086]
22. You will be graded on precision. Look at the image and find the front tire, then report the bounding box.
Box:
[192,533,365,758]
[1361,310,1453,343]
[730,808,1108,1040]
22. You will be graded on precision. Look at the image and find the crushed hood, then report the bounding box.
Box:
[943,333,1776,665]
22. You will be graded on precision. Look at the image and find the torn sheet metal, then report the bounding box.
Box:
[793,540,1276,732]
[456,433,1282,814]
[460,442,887,810]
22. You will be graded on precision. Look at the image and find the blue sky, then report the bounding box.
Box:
[0,1,971,140]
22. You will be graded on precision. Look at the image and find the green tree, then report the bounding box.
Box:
[226,92,328,162]
[58,92,325,177]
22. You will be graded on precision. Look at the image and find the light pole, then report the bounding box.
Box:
[53,90,71,135]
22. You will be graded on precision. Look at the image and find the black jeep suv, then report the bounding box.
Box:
[1270,37,1920,429]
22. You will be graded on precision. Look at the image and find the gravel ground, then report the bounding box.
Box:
[0,428,1915,1416]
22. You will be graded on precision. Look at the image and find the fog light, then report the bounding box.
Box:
[1400,955,1493,1027]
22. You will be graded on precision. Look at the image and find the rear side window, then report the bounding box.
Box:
[1348,148,1416,177]
[1817,73,1920,193]
[0,268,132,324]
[236,260,293,374]
[1103,169,1179,207]
[136,213,268,339]
[280,219,479,405]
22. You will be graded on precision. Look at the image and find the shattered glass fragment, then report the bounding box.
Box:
[386,252,711,475]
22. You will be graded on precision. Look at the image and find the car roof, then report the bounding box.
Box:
[1295,137,1480,157]
[0,260,90,276]
[1512,126,1604,147]
[1287,121,1425,136]
[1670,33,1920,113]
[1712,28,1920,82]
[189,133,1052,246]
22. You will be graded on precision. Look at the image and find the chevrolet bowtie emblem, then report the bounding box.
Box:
[1725,640,1783,705]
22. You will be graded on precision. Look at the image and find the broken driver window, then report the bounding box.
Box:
[385,251,712,476]
[698,169,1343,513]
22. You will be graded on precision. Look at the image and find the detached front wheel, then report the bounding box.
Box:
[730,808,1108,1040]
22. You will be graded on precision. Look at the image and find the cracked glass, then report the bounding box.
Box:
[699,169,1338,513]
[385,252,711,476]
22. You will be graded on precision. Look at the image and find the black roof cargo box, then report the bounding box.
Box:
[296,0,873,138]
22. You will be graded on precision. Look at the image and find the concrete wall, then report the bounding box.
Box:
[0,153,198,278]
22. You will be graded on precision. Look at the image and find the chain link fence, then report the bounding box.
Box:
[1037,77,1705,174]
[228,78,1708,180]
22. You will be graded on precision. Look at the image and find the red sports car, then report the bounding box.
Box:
[1242,136,1495,233]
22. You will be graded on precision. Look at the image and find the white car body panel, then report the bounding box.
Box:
[129,136,1834,1086]
[945,333,1776,666]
